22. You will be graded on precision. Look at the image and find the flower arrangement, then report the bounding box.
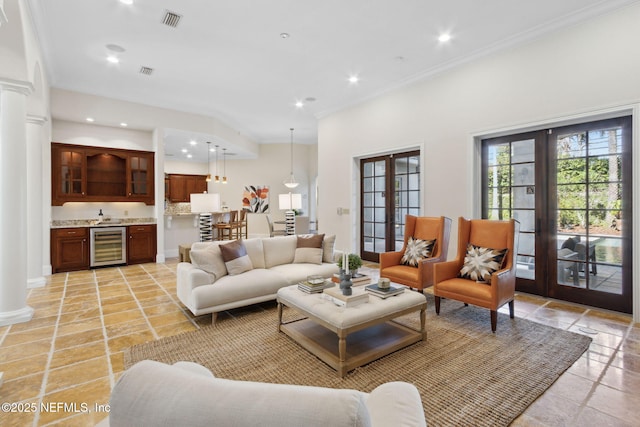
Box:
[337,253,363,272]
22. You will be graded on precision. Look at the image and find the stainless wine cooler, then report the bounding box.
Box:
[90,226,127,267]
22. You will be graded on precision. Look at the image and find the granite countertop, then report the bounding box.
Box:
[50,217,156,229]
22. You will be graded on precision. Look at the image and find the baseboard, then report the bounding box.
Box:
[165,249,179,259]
[0,306,34,327]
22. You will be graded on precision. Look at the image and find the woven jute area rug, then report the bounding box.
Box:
[125,295,591,427]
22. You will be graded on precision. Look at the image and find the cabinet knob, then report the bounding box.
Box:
[130,235,133,239]
[81,192,85,195]
[128,192,132,196]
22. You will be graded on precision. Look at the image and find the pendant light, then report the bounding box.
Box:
[222,148,228,184]
[284,128,299,188]
[205,141,212,182]
[214,145,220,183]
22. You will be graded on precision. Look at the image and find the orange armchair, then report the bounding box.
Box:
[433,217,520,332]
[379,216,452,291]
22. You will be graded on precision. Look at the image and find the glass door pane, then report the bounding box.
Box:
[362,159,387,260]
[554,124,625,295]
[483,137,537,284]
[360,151,420,262]
[393,154,420,251]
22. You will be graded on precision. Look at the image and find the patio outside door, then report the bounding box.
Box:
[482,116,632,313]
[360,151,420,262]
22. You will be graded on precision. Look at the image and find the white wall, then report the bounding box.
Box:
[318,3,640,318]
[50,88,259,156]
[319,2,640,249]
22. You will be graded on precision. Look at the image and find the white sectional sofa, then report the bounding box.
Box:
[177,234,340,323]
[97,360,427,427]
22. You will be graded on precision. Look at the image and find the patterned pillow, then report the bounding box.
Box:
[459,244,508,284]
[401,237,436,267]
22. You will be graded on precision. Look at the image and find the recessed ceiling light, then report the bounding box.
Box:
[86,117,95,122]
[186,154,192,159]
[190,140,197,145]
[348,75,359,84]
[181,149,188,153]
[120,122,128,127]
[120,0,134,5]
[295,101,304,108]
[280,33,290,39]
[438,33,451,43]
[106,55,120,64]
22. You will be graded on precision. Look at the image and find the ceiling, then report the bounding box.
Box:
[26,0,637,162]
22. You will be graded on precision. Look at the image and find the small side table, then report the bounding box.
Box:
[178,244,192,263]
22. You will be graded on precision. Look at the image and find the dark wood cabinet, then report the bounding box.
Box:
[51,228,89,273]
[167,174,208,202]
[51,224,157,273]
[52,143,155,205]
[52,146,86,201]
[86,151,127,197]
[127,224,157,265]
[128,154,154,205]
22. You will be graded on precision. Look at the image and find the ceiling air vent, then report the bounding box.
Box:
[139,66,153,76]
[162,10,182,28]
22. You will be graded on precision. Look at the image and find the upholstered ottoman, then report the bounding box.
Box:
[277,284,427,377]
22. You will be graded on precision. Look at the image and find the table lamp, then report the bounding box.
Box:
[190,193,221,241]
[278,193,302,235]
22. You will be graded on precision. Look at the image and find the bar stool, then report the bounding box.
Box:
[232,209,248,239]
[214,210,238,240]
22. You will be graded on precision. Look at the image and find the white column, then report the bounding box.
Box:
[26,115,46,288]
[0,80,34,326]
[153,128,166,263]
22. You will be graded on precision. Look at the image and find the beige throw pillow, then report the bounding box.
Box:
[189,244,228,282]
[294,234,325,264]
[219,240,254,275]
[322,234,336,263]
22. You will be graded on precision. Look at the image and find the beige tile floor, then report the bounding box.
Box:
[0,260,638,426]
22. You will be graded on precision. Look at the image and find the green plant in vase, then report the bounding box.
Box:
[337,253,363,274]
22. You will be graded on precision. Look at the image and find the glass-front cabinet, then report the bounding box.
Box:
[54,146,86,202]
[127,154,154,204]
[51,143,155,205]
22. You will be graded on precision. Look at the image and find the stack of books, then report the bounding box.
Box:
[365,283,405,299]
[297,279,334,294]
[331,273,371,286]
[323,286,369,307]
